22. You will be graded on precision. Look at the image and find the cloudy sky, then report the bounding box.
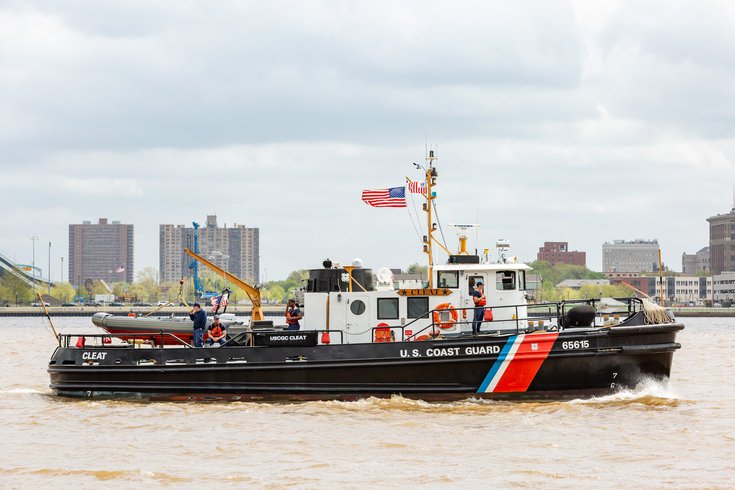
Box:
[1,0,734,282]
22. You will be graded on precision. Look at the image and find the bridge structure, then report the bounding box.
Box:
[0,250,54,287]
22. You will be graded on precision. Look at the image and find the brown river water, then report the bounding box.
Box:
[0,316,733,489]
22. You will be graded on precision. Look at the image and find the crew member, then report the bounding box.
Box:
[189,302,207,347]
[285,299,303,331]
[206,315,227,346]
[472,281,486,335]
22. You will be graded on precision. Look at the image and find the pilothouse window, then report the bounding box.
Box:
[496,271,516,291]
[437,271,459,288]
[407,297,429,319]
[377,298,399,319]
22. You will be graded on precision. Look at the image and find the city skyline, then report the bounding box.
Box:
[1,212,718,283]
[1,2,734,281]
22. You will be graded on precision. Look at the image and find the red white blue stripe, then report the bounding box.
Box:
[477,332,559,393]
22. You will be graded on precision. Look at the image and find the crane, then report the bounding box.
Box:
[184,248,265,323]
[190,222,203,297]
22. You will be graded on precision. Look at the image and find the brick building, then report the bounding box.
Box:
[537,242,586,267]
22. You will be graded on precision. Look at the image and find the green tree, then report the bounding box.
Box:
[51,283,76,302]
[91,280,111,295]
[0,274,34,305]
[134,267,159,302]
[264,284,286,304]
[405,263,428,275]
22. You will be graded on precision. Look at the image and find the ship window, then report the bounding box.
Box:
[496,271,516,290]
[437,271,459,288]
[467,275,484,295]
[350,300,366,315]
[407,297,429,319]
[518,271,526,291]
[377,298,399,319]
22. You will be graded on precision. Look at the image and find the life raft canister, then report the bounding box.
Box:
[432,303,458,329]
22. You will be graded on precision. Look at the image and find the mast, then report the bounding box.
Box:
[424,150,437,288]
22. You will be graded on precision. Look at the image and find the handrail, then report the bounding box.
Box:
[59,332,194,349]
[60,298,643,349]
[377,296,644,342]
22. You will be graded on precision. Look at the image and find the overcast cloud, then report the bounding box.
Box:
[1,0,734,281]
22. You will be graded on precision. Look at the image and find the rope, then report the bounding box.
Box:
[642,299,673,324]
[178,279,190,308]
[405,182,424,243]
[432,200,449,251]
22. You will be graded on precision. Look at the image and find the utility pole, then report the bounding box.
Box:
[48,241,52,295]
[30,236,39,291]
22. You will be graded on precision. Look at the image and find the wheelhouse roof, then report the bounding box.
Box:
[433,262,532,272]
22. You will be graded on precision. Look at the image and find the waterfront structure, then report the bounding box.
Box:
[537,241,586,267]
[682,247,710,275]
[713,272,735,303]
[159,215,259,284]
[664,275,712,305]
[707,203,735,275]
[69,218,134,285]
[602,239,659,273]
[610,275,712,305]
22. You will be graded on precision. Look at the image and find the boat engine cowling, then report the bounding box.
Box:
[561,305,596,328]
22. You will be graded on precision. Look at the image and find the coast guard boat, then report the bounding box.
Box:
[48,152,683,400]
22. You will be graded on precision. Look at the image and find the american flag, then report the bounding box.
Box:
[407,181,427,194]
[361,186,406,208]
[211,293,229,312]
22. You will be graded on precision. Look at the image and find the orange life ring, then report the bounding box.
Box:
[432,303,458,329]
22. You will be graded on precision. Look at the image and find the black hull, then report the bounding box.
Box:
[49,321,683,401]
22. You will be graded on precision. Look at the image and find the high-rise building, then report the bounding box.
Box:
[69,218,134,285]
[682,247,710,275]
[537,241,586,267]
[707,202,735,274]
[602,239,659,273]
[159,215,259,284]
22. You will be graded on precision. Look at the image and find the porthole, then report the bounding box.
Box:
[350,300,366,315]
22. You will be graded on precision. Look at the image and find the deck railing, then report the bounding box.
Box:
[60,298,644,349]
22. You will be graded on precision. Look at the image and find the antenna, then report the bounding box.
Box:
[448,224,480,255]
[496,239,511,263]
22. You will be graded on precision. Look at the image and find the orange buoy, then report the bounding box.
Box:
[321,331,331,344]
